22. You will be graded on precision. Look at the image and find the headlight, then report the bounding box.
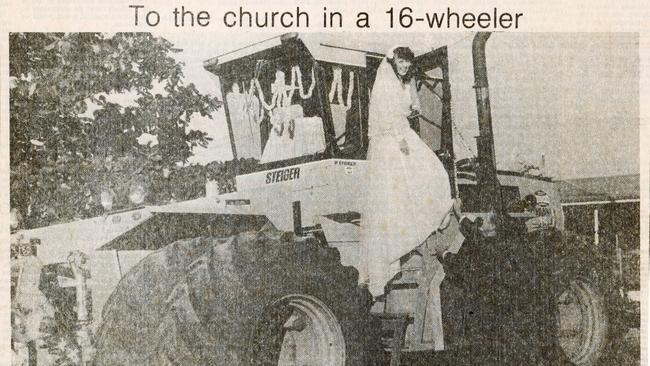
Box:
[10,208,20,230]
[128,183,147,205]
[534,190,551,207]
[100,189,114,211]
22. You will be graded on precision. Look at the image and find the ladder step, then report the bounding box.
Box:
[373,313,412,366]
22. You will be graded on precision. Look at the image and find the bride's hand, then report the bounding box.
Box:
[399,138,410,155]
[406,104,420,118]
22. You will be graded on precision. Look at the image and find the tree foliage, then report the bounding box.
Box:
[10,33,222,228]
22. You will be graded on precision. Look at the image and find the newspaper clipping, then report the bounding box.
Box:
[2,1,648,365]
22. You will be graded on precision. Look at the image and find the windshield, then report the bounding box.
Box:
[222,58,327,164]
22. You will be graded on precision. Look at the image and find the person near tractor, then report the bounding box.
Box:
[361,46,456,297]
[12,240,55,365]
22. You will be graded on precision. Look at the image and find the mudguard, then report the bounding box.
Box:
[99,213,271,251]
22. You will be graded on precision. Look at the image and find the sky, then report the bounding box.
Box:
[159,32,640,180]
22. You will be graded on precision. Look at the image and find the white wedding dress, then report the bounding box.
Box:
[361,52,454,297]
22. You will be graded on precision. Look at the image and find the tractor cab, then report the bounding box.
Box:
[203,33,456,194]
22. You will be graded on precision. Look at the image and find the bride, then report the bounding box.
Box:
[361,46,455,297]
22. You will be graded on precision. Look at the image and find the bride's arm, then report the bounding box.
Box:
[408,78,421,114]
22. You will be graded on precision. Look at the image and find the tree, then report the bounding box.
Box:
[10,33,221,228]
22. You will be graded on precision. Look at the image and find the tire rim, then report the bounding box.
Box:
[254,294,346,366]
[555,280,598,363]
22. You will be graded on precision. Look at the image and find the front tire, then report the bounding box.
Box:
[555,276,609,365]
[94,229,377,365]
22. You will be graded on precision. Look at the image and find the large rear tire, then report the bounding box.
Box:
[93,229,378,365]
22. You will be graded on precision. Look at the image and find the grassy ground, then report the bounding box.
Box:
[397,327,640,365]
[609,328,640,366]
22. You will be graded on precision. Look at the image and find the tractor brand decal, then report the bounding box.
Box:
[226,199,251,206]
[266,167,301,184]
[334,160,356,166]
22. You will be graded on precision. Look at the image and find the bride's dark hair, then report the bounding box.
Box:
[389,46,416,83]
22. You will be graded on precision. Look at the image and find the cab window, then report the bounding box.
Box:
[320,62,364,157]
[411,67,445,153]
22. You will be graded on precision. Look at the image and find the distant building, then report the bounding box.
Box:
[558,174,640,249]
[558,174,640,295]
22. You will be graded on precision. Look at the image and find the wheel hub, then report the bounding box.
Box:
[556,280,599,363]
[276,295,346,366]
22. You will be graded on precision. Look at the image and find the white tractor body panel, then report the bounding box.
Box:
[237,158,367,231]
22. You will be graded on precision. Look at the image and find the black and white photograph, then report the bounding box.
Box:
[8,30,642,365]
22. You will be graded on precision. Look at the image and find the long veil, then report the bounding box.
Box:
[362,50,454,296]
[368,56,411,140]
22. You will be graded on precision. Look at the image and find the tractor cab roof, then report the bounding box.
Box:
[202,32,475,74]
[203,33,383,74]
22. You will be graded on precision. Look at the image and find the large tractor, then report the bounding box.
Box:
[11,32,633,365]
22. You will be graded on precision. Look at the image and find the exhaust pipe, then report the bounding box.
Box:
[472,32,503,216]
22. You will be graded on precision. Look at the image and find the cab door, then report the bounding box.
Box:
[412,46,456,197]
[363,46,456,197]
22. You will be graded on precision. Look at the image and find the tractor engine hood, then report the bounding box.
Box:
[98,195,266,251]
